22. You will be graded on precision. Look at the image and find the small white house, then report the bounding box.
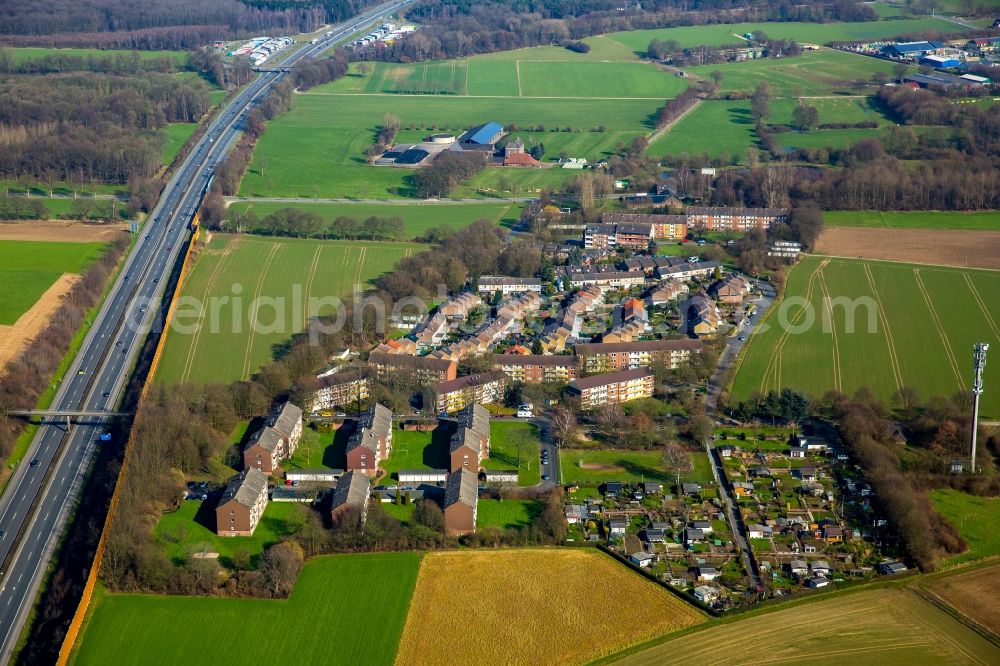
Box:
[630,552,656,568]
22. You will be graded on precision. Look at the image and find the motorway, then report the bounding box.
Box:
[0,2,410,660]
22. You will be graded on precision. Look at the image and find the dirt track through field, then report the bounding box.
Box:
[180,238,239,384]
[862,264,903,392]
[0,274,80,371]
[241,243,281,380]
[759,258,828,394]
[302,245,323,327]
[914,268,963,385]
[0,220,127,243]
[816,227,1000,270]
[817,268,843,393]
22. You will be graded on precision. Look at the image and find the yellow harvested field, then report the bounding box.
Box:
[927,564,1000,637]
[613,586,1000,665]
[396,549,705,666]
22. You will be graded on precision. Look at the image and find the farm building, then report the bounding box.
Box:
[920,54,960,69]
[459,122,505,151]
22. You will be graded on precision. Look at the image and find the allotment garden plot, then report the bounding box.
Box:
[730,256,1000,417]
[156,233,418,385]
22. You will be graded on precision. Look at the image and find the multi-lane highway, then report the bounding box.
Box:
[0,2,409,659]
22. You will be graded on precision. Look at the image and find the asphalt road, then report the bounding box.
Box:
[0,3,410,659]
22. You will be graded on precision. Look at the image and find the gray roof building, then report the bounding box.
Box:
[331,470,370,519]
[220,468,268,509]
[444,468,479,510]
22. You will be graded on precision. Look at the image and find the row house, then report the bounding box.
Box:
[494,354,579,384]
[242,401,303,474]
[367,351,458,386]
[371,337,417,355]
[477,275,543,296]
[310,368,370,412]
[574,339,704,374]
[622,297,646,322]
[329,470,370,527]
[655,260,720,281]
[567,270,645,291]
[216,468,269,536]
[434,371,507,414]
[689,292,721,336]
[414,312,450,347]
[685,206,789,232]
[568,367,655,409]
[614,223,654,250]
[438,292,482,319]
[496,291,542,321]
[648,281,689,306]
[602,319,646,344]
[710,274,751,304]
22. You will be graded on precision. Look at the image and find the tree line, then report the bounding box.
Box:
[0,0,377,50]
[219,207,409,241]
[0,69,212,184]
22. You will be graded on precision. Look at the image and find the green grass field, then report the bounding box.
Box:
[381,421,541,486]
[484,420,541,486]
[477,498,544,528]
[931,489,1000,564]
[647,101,754,160]
[688,49,903,96]
[161,123,199,165]
[730,256,1000,417]
[823,210,1000,230]
[3,46,186,64]
[226,201,522,238]
[0,240,108,324]
[156,234,418,384]
[71,552,421,665]
[155,500,308,566]
[559,448,712,485]
[768,96,887,126]
[240,93,656,199]
[605,18,966,53]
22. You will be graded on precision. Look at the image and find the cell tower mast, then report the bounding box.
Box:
[970,343,989,473]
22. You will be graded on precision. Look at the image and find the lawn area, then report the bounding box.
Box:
[485,420,541,486]
[226,201,523,238]
[397,549,705,665]
[241,87,658,199]
[560,448,678,485]
[0,240,108,324]
[647,100,755,160]
[477,498,544,528]
[71,552,421,665]
[4,46,186,64]
[768,96,887,127]
[687,49,902,96]
[729,256,1000,418]
[823,210,1000,230]
[517,61,684,98]
[154,500,308,567]
[155,234,419,384]
[161,123,199,165]
[614,585,1000,665]
[605,18,966,52]
[777,127,884,151]
[380,428,450,480]
[930,489,1000,564]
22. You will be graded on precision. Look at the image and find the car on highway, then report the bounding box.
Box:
[29,459,40,468]
[102,392,110,398]
[542,474,550,481]
[77,369,86,375]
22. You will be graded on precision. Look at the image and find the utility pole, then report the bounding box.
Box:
[970,343,989,473]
